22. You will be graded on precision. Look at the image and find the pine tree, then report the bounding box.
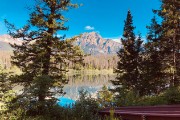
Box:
[154,0,180,87]
[5,0,83,114]
[141,16,166,95]
[112,10,143,96]
[134,33,143,95]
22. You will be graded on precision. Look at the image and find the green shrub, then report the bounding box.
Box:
[136,94,167,106]
[164,87,180,104]
[115,87,180,107]
[97,85,114,108]
[71,90,100,120]
[115,90,139,106]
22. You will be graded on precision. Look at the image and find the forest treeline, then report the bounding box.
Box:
[0,52,119,70]
[72,55,118,70]
[0,51,12,69]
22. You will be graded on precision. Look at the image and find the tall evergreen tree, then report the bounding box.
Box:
[112,10,143,96]
[5,0,83,114]
[141,16,166,95]
[154,0,180,87]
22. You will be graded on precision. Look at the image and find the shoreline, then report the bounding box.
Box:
[67,69,115,76]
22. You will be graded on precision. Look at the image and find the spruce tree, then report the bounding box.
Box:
[5,0,83,114]
[154,0,180,87]
[112,10,143,96]
[141,16,165,95]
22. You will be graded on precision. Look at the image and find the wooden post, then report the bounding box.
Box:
[142,115,146,120]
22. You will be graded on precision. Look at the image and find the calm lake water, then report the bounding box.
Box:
[63,74,116,100]
[13,73,116,105]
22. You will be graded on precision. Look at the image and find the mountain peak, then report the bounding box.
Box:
[76,32,121,55]
[88,31,100,36]
[82,32,101,39]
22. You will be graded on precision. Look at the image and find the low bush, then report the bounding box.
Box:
[0,90,101,120]
[115,86,180,107]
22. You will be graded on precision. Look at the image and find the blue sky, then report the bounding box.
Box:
[0,0,161,41]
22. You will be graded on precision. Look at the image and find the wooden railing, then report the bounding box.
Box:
[99,105,180,120]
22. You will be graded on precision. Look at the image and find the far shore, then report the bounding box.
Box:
[67,69,115,76]
[4,67,115,76]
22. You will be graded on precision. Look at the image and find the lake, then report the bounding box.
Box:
[63,73,116,100]
[13,70,116,105]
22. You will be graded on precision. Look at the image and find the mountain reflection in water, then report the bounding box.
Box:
[63,74,116,100]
